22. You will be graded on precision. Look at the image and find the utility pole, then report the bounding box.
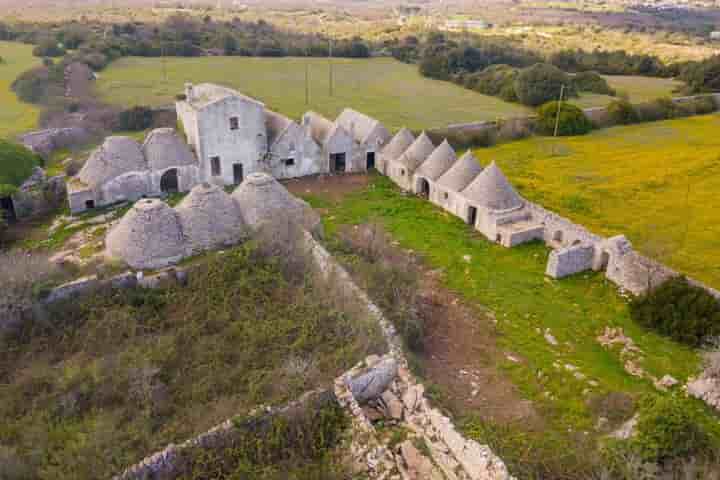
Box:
[162,44,167,83]
[305,43,310,106]
[328,37,334,97]
[553,84,565,137]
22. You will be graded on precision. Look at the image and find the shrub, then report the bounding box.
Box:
[469,64,519,97]
[536,101,592,136]
[514,63,577,107]
[32,40,66,58]
[0,140,41,189]
[118,106,153,131]
[607,99,639,125]
[571,71,616,95]
[630,276,720,347]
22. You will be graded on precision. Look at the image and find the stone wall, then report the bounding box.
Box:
[546,244,595,279]
[12,168,67,219]
[20,127,91,158]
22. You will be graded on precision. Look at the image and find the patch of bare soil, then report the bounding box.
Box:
[282,173,370,204]
[341,224,541,427]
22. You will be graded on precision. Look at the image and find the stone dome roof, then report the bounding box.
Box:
[437,151,483,192]
[461,161,522,210]
[415,139,457,181]
[78,136,146,188]
[106,199,186,270]
[142,128,197,172]
[397,132,434,171]
[176,183,248,254]
[381,128,415,160]
[232,172,322,236]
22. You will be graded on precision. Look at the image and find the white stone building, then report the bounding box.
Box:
[335,108,392,171]
[68,130,199,214]
[176,83,267,186]
[265,111,323,180]
[302,111,357,173]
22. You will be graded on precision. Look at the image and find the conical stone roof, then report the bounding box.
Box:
[396,132,434,171]
[176,183,248,254]
[106,199,186,269]
[415,139,457,181]
[78,136,146,188]
[232,172,322,236]
[142,128,197,171]
[437,151,483,192]
[382,128,415,160]
[461,161,523,210]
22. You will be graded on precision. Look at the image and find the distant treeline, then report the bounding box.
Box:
[0,15,372,72]
[391,33,720,103]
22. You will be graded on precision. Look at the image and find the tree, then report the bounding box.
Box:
[536,101,592,136]
[607,99,639,125]
[223,34,238,55]
[630,276,720,347]
[32,39,66,58]
[118,106,153,131]
[514,63,575,107]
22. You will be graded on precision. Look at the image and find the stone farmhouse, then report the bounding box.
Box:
[67,83,390,213]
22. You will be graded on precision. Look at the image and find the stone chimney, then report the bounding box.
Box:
[184,83,194,102]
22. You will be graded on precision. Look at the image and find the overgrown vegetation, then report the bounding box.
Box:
[536,101,593,136]
[0,243,381,478]
[630,276,720,347]
[178,400,349,479]
[0,139,41,191]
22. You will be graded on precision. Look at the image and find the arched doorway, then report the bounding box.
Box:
[0,196,16,222]
[160,169,179,193]
[417,178,430,198]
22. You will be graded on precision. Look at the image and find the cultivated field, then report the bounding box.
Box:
[0,41,40,139]
[96,56,532,130]
[480,113,720,289]
[574,74,684,108]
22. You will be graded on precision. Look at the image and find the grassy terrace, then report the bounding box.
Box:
[0,41,40,139]
[575,74,683,109]
[480,112,720,290]
[303,175,700,427]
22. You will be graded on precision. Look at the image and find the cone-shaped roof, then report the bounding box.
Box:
[415,139,457,181]
[382,128,415,160]
[78,136,146,188]
[142,128,197,172]
[461,161,522,210]
[437,151,483,192]
[396,132,434,171]
[106,199,185,269]
[232,173,322,236]
[176,183,248,253]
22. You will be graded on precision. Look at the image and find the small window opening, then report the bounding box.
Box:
[229,117,239,130]
[211,156,221,176]
[284,158,295,166]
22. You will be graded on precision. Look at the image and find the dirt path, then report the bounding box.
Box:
[283,173,369,204]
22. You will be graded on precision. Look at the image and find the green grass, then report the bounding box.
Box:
[477,113,720,290]
[304,174,701,437]
[0,41,40,139]
[96,56,531,130]
[572,75,684,109]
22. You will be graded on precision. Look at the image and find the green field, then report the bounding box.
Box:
[96,56,532,130]
[573,75,684,109]
[0,41,40,139]
[479,113,720,290]
[302,174,709,475]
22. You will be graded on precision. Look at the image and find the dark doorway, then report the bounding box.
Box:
[160,168,179,193]
[366,152,376,170]
[330,153,346,173]
[467,206,478,226]
[0,196,17,222]
[85,199,95,210]
[417,178,430,198]
[233,163,244,184]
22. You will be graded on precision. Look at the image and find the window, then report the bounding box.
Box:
[400,169,406,176]
[211,156,221,176]
[284,158,295,166]
[443,192,449,200]
[229,117,239,130]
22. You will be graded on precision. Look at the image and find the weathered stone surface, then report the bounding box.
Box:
[381,390,404,420]
[347,358,398,404]
[546,244,595,279]
[399,441,437,479]
[402,384,424,414]
[688,377,720,411]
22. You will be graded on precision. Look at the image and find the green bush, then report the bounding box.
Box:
[0,140,41,189]
[630,276,720,347]
[32,40,66,58]
[514,63,577,107]
[607,99,639,125]
[469,64,519,97]
[118,106,154,131]
[633,395,715,463]
[536,101,593,136]
[571,71,616,96]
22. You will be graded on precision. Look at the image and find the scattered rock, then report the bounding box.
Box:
[402,385,424,414]
[380,391,404,420]
[348,358,398,404]
[611,414,638,440]
[654,374,679,391]
[399,441,436,479]
[544,329,559,346]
